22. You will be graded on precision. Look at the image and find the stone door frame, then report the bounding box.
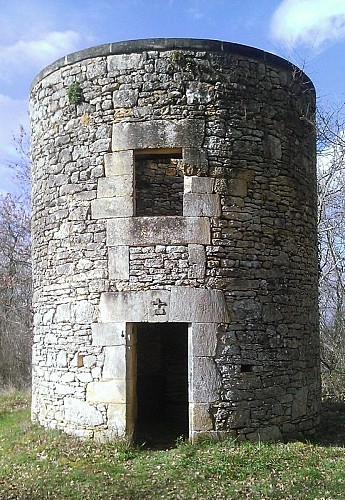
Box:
[90,286,230,441]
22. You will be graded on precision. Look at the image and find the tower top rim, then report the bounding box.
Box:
[30,37,314,92]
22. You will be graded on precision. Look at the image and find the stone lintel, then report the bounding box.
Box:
[99,290,171,323]
[112,119,205,151]
[91,197,134,219]
[183,193,221,217]
[170,287,230,323]
[99,287,230,323]
[106,216,210,246]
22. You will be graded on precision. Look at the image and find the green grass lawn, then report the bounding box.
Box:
[0,391,345,499]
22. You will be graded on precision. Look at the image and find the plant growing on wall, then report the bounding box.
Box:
[68,82,84,105]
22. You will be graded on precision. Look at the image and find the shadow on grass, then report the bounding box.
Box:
[312,400,345,446]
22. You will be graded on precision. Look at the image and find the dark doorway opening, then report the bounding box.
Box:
[135,322,188,448]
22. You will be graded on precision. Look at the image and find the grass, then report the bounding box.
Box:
[0,391,345,499]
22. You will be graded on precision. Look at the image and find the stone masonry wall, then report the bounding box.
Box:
[30,39,320,441]
[135,157,184,215]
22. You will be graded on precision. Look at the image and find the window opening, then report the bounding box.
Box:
[135,148,183,216]
[240,364,254,373]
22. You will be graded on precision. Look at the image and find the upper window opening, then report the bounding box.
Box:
[135,148,183,216]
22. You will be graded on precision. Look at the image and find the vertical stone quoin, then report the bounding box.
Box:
[30,38,320,442]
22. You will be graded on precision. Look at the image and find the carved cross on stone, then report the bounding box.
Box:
[151,298,167,315]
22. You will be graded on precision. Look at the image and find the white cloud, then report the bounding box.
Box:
[0,94,29,194]
[0,31,82,83]
[0,94,28,157]
[0,102,27,195]
[271,0,345,49]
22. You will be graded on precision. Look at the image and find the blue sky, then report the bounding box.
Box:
[1,0,345,193]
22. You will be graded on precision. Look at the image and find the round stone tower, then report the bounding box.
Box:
[30,38,320,443]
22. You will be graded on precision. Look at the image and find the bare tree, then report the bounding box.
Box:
[317,104,345,397]
[0,128,32,388]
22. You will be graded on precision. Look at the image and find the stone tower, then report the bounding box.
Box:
[30,38,320,443]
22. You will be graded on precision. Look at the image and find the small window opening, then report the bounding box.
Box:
[135,148,183,216]
[240,364,254,373]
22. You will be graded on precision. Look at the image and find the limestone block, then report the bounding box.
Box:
[56,350,68,367]
[233,298,261,321]
[55,384,76,395]
[92,322,127,346]
[83,355,97,368]
[97,175,133,198]
[99,290,171,323]
[44,333,57,345]
[247,425,282,442]
[93,428,123,442]
[190,357,221,403]
[102,346,126,379]
[188,244,206,279]
[189,323,217,356]
[266,134,282,160]
[91,367,102,379]
[186,82,214,104]
[54,303,71,323]
[190,402,214,431]
[43,309,54,325]
[113,89,138,108]
[68,428,94,439]
[91,197,134,219]
[108,53,145,72]
[183,193,221,217]
[61,372,75,383]
[76,372,93,383]
[170,287,230,323]
[74,300,95,324]
[107,403,126,435]
[291,387,308,419]
[99,287,230,324]
[104,151,134,177]
[112,119,205,151]
[184,176,214,194]
[64,397,104,426]
[107,216,210,246]
[191,430,229,443]
[108,246,129,280]
[91,138,111,153]
[182,149,208,173]
[54,221,70,239]
[86,379,126,404]
[227,178,248,197]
